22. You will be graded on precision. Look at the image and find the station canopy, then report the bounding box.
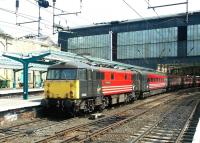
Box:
[1,50,154,72]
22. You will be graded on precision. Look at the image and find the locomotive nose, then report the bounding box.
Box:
[44,80,79,99]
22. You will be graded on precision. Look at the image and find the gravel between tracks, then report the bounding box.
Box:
[93,91,200,143]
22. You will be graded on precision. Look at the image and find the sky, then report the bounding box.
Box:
[0,0,199,42]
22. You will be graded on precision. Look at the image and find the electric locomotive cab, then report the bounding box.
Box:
[42,62,93,111]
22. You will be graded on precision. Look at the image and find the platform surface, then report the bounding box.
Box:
[0,95,42,112]
[193,118,200,143]
[0,88,44,95]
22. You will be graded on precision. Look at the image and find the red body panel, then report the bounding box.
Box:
[100,68,133,96]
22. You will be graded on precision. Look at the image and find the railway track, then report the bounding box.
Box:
[0,118,51,142]
[127,100,199,143]
[34,91,182,143]
[0,117,78,143]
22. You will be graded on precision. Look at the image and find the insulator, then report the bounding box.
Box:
[38,0,49,8]
[16,0,19,9]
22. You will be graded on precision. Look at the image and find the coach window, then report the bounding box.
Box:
[96,72,101,80]
[78,69,86,80]
[101,72,105,80]
[111,73,114,80]
[125,74,127,80]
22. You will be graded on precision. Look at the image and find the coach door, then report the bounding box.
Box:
[87,70,93,97]
[134,72,140,92]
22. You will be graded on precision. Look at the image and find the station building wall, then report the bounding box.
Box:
[58,11,200,69]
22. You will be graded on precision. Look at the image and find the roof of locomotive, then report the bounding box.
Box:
[99,67,136,73]
[48,61,94,69]
[48,62,137,73]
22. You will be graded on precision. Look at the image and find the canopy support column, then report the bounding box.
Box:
[23,63,29,100]
[13,70,17,89]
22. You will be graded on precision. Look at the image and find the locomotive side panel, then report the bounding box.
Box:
[100,69,133,96]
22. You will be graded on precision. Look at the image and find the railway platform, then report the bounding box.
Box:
[0,95,42,113]
[193,119,200,143]
[0,95,43,125]
[0,88,44,96]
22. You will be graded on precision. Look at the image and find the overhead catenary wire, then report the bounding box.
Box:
[0,20,53,36]
[0,7,53,31]
[0,20,38,35]
[144,0,160,18]
[122,0,145,20]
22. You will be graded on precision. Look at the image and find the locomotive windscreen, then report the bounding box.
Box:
[47,69,77,80]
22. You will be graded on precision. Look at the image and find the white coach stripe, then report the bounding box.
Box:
[102,85,132,89]
[103,87,132,91]
[103,89,132,94]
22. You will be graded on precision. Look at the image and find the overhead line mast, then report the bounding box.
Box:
[147,0,189,23]
[15,0,49,37]
[15,0,82,36]
[52,0,82,34]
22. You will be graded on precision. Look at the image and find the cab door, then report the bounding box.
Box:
[87,70,93,97]
[78,69,87,98]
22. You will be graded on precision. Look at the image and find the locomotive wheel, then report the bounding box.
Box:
[99,102,106,111]
[88,101,95,113]
[99,97,109,111]
[84,99,95,113]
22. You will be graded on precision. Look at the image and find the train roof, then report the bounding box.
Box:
[48,61,93,69]
[48,62,138,73]
[134,68,166,76]
[48,62,166,76]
